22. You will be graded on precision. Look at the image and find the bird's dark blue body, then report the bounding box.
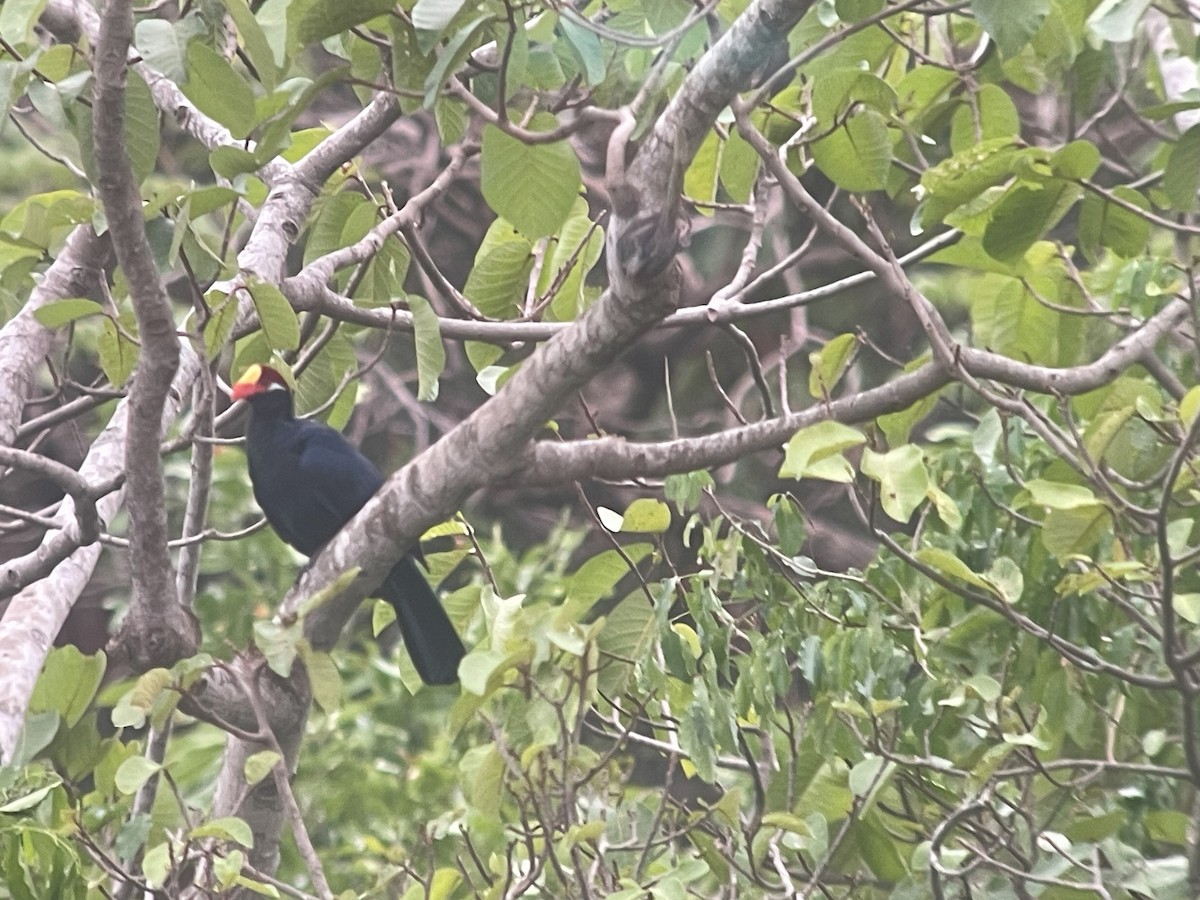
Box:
[235,369,465,685]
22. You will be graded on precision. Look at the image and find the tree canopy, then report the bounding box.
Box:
[1,0,1199,897]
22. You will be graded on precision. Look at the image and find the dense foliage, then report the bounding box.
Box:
[1,0,1200,897]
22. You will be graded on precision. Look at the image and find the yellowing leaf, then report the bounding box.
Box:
[620,498,671,533]
[780,420,865,480]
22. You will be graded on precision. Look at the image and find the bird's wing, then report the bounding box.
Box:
[293,423,384,521]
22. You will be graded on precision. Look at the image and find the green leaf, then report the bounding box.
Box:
[850,814,908,882]
[878,388,939,447]
[242,751,281,787]
[0,776,61,813]
[1020,479,1101,511]
[253,619,300,678]
[393,21,436,100]
[304,191,368,265]
[762,812,813,835]
[970,279,1058,364]
[810,108,891,192]
[365,235,411,305]
[971,0,1050,57]
[808,333,857,399]
[99,317,139,388]
[965,673,1002,702]
[124,71,161,186]
[982,180,1081,263]
[598,594,657,664]
[209,145,260,179]
[918,138,1025,227]
[134,19,188,82]
[203,290,239,358]
[1062,810,1125,842]
[1050,140,1101,179]
[421,14,492,106]
[185,185,243,217]
[1086,0,1153,43]
[1164,124,1200,212]
[684,130,721,207]
[463,221,533,317]
[928,484,963,530]
[32,298,104,328]
[848,755,889,796]
[0,0,50,46]
[950,84,1020,152]
[412,0,468,32]
[1144,809,1189,845]
[1173,593,1200,625]
[678,681,718,783]
[1041,506,1108,561]
[986,556,1024,604]
[1079,186,1149,260]
[300,646,342,713]
[409,296,445,402]
[559,16,605,85]
[291,0,391,47]
[222,0,279,90]
[29,646,106,728]
[915,548,1002,598]
[2,190,96,247]
[428,868,462,900]
[1182,385,1200,427]
[247,278,301,351]
[620,498,671,534]
[720,131,758,204]
[459,744,505,817]
[800,759,854,819]
[142,841,171,887]
[481,120,582,239]
[189,816,255,848]
[836,0,885,20]
[561,545,653,623]
[860,445,930,524]
[811,68,896,124]
[182,41,256,139]
[458,649,511,696]
[546,206,603,321]
[114,756,161,796]
[779,420,865,482]
[665,471,714,513]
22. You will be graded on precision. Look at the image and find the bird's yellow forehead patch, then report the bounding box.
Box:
[235,364,264,387]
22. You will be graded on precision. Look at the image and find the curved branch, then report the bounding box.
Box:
[0,446,101,543]
[522,296,1188,482]
[284,230,959,340]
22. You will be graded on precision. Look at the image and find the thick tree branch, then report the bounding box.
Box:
[0,226,106,447]
[94,0,193,671]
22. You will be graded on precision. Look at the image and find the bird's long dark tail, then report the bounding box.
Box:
[381,555,465,685]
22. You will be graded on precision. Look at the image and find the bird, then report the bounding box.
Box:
[230,363,465,685]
